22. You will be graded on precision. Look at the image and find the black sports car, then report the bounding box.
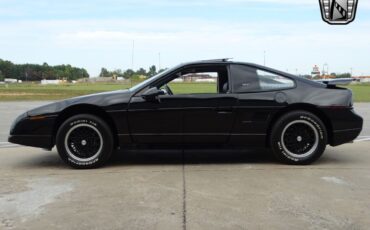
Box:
[9,59,363,168]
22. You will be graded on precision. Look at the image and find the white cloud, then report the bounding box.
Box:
[1,17,370,76]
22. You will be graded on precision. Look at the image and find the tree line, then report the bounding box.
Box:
[311,73,352,79]
[0,59,167,82]
[99,65,166,79]
[0,59,89,82]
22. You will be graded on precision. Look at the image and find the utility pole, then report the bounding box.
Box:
[350,67,353,77]
[131,40,135,70]
[158,52,161,70]
[263,51,266,66]
[130,40,135,88]
[323,63,329,78]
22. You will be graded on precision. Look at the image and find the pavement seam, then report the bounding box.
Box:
[1,136,370,148]
[1,167,370,179]
[182,149,187,230]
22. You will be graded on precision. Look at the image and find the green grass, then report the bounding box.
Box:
[168,82,217,94]
[0,82,369,102]
[345,84,370,102]
[0,83,129,101]
[0,82,217,101]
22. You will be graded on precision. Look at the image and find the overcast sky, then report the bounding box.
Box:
[0,0,369,76]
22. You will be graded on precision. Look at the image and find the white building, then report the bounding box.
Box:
[4,78,18,83]
[41,79,63,85]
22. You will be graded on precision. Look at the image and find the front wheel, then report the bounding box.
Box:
[270,111,327,165]
[56,114,113,169]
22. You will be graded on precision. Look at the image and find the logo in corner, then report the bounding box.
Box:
[319,0,359,25]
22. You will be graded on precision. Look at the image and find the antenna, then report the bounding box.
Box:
[131,40,135,70]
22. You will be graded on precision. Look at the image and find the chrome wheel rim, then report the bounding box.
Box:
[281,120,319,159]
[64,123,103,162]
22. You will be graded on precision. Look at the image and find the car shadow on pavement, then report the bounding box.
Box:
[12,148,277,170]
[14,147,359,169]
[109,148,276,166]
[12,152,69,170]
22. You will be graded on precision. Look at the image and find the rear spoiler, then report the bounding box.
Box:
[314,78,354,86]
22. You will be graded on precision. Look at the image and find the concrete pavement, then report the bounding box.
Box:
[1,142,370,229]
[1,101,370,229]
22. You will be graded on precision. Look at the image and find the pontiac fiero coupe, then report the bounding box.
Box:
[9,59,363,168]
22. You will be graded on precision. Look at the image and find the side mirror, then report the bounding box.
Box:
[142,87,165,101]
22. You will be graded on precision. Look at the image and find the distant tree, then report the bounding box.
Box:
[0,59,89,81]
[336,73,351,78]
[136,68,147,76]
[112,69,124,78]
[122,69,134,79]
[99,68,110,78]
[158,68,167,74]
[148,65,157,77]
[0,70,4,81]
[0,59,14,79]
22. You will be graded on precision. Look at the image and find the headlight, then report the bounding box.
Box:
[9,112,28,134]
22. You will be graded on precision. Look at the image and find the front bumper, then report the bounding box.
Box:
[8,135,53,149]
[8,113,57,149]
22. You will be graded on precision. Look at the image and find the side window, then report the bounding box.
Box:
[158,66,229,95]
[231,64,294,93]
[257,69,295,91]
[166,72,218,94]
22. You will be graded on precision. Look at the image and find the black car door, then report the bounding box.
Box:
[181,93,238,144]
[127,63,238,145]
[177,64,237,144]
[128,94,183,144]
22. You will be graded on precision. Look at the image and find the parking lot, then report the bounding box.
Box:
[1,102,369,230]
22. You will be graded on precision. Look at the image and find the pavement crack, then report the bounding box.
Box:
[181,149,187,230]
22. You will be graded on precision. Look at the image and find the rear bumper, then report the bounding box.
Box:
[323,108,363,146]
[8,135,54,149]
[331,128,362,146]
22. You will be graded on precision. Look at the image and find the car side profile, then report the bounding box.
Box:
[9,59,363,168]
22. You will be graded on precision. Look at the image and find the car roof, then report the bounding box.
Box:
[180,59,324,87]
[180,59,281,72]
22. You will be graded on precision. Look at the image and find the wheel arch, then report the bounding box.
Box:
[266,103,333,147]
[53,104,119,148]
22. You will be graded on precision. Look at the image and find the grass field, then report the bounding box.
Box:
[0,82,369,102]
[346,84,370,102]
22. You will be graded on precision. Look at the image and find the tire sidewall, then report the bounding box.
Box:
[56,114,113,168]
[271,111,327,164]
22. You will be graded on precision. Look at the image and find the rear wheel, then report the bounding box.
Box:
[56,114,113,169]
[270,111,327,164]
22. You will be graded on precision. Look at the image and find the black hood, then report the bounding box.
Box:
[27,89,132,117]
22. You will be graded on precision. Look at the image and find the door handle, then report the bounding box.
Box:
[215,107,233,114]
[217,111,232,114]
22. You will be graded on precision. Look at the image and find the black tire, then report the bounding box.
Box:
[270,111,327,165]
[56,114,113,169]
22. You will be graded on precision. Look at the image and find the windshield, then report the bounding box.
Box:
[129,65,179,92]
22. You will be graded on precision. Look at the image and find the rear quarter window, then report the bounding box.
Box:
[230,64,295,93]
